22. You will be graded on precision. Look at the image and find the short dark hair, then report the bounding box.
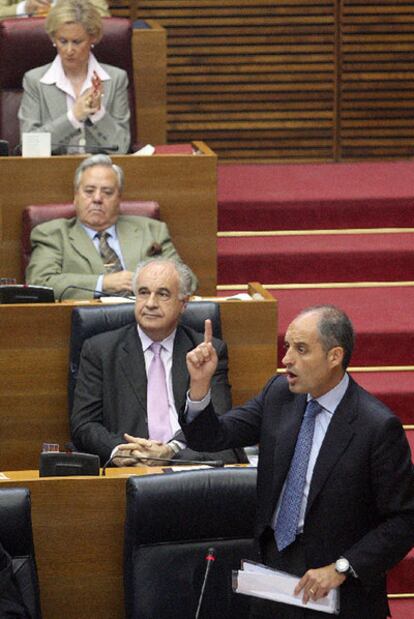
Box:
[299,305,355,370]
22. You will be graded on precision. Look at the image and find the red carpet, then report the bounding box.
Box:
[388,598,414,618]
[217,233,414,285]
[389,548,414,594]
[352,373,414,424]
[218,161,414,231]
[219,287,414,368]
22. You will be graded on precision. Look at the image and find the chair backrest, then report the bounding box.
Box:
[0,487,42,619]
[21,200,160,274]
[124,468,257,619]
[68,300,222,412]
[0,17,136,152]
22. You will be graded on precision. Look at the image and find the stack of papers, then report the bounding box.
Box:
[233,561,340,615]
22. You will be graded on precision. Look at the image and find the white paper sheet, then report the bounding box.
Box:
[233,560,339,615]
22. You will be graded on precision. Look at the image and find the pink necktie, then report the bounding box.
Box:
[147,342,172,443]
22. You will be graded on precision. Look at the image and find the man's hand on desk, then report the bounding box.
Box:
[113,434,175,466]
[186,319,217,401]
[102,270,133,294]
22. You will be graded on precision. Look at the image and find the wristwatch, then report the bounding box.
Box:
[335,557,351,575]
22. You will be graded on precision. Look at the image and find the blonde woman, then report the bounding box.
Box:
[18,0,130,153]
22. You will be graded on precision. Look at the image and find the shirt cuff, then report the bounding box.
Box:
[67,109,84,130]
[94,275,104,296]
[168,440,186,454]
[185,389,211,422]
[110,445,120,459]
[88,105,106,124]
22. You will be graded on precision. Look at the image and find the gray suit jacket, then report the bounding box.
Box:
[18,62,130,153]
[26,215,196,299]
[70,322,245,465]
[180,375,414,618]
[0,0,109,18]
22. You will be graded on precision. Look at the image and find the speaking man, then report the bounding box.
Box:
[70,258,245,466]
[26,154,196,299]
[181,305,414,618]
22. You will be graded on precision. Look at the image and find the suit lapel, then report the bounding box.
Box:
[118,325,148,412]
[69,220,104,271]
[116,217,145,271]
[306,382,357,516]
[42,83,68,121]
[171,326,192,413]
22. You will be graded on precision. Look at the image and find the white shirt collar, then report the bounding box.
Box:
[80,222,118,240]
[309,372,349,415]
[40,54,110,98]
[138,325,177,354]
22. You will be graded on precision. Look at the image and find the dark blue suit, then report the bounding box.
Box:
[180,375,414,618]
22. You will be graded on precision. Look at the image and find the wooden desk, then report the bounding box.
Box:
[0,283,277,471]
[0,142,217,295]
[0,467,158,619]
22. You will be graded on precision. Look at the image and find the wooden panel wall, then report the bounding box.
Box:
[133,0,337,161]
[111,0,414,161]
[340,0,414,160]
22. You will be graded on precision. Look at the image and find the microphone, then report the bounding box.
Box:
[101,453,224,475]
[0,140,9,156]
[195,547,216,619]
[13,143,119,156]
[58,285,135,302]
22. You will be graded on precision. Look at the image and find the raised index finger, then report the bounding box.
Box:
[204,318,213,344]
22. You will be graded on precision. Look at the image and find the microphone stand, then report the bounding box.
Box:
[195,548,216,619]
[58,285,135,302]
[101,454,224,476]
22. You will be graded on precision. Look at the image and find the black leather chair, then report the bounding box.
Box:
[0,487,42,619]
[124,468,258,619]
[68,300,222,413]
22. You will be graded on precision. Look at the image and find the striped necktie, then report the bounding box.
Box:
[274,399,322,551]
[96,231,122,272]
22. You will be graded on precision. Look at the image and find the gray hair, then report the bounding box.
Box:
[133,258,195,298]
[298,304,355,370]
[74,154,124,192]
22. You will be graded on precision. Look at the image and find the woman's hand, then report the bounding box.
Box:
[72,81,103,122]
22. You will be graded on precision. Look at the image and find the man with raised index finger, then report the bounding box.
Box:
[181,304,414,618]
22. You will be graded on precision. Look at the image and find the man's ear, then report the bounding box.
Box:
[328,346,344,368]
[180,295,190,313]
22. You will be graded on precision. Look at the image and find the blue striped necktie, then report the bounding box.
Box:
[274,399,322,551]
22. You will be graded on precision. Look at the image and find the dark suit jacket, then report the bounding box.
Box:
[0,542,29,618]
[71,322,244,465]
[180,375,414,618]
